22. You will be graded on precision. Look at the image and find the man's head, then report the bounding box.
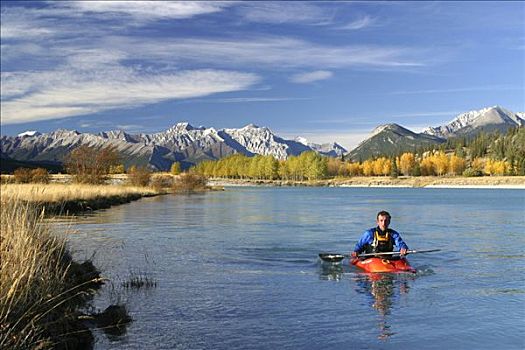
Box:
[376,211,391,231]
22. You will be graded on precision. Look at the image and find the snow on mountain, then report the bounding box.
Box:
[295,136,309,146]
[1,123,333,170]
[423,106,523,138]
[294,136,347,157]
[223,124,310,160]
[17,130,41,137]
[143,122,226,153]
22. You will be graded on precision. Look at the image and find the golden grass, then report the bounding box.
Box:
[0,198,70,348]
[1,183,158,203]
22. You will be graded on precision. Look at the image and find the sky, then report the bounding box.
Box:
[1,1,524,150]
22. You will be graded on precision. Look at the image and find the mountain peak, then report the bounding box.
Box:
[295,136,309,145]
[371,123,408,137]
[17,130,41,137]
[423,105,523,138]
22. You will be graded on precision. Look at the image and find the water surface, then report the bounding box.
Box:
[62,187,525,349]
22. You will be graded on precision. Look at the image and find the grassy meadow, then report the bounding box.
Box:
[1,183,158,203]
[0,183,160,216]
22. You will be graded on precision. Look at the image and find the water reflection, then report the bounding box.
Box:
[353,273,411,340]
[318,261,345,281]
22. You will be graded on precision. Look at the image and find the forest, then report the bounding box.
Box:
[192,127,525,180]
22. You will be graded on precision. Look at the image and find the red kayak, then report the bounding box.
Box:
[351,257,416,273]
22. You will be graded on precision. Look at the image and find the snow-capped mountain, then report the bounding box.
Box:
[1,123,339,171]
[423,106,524,138]
[221,124,312,159]
[295,137,347,157]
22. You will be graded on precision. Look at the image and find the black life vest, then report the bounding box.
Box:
[366,228,394,253]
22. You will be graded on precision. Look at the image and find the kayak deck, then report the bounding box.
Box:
[351,257,416,273]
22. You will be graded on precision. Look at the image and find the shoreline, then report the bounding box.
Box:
[207,176,525,189]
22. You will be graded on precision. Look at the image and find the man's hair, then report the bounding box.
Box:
[377,210,391,219]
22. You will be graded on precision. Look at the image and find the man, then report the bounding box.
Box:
[351,211,408,258]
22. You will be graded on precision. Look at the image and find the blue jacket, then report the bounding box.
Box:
[354,227,408,253]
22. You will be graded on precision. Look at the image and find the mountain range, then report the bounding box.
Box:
[1,106,523,172]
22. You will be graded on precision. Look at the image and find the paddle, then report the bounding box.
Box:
[318,249,441,263]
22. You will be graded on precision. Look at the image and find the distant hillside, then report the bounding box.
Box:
[346,123,445,161]
[0,155,63,174]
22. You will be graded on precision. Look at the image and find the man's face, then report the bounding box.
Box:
[377,215,391,231]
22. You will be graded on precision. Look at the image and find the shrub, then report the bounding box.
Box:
[150,174,173,191]
[170,162,181,175]
[462,167,483,177]
[64,145,120,184]
[173,173,208,192]
[0,175,14,184]
[31,168,50,183]
[127,166,151,187]
[109,164,125,174]
[13,167,33,183]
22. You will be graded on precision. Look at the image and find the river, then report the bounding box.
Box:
[61,187,525,349]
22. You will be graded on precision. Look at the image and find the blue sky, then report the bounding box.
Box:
[1,1,524,149]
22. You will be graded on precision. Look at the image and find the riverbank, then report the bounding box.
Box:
[207,175,525,189]
[0,183,161,215]
[0,184,163,349]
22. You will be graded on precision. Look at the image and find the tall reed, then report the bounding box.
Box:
[0,198,98,349]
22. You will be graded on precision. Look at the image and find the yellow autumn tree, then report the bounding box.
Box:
[448,155,466,176]
[362,160,374,176]
[432,152,449,176]
[420,157,435,176]
[399,152,416,176]
[170,162,182,175]
[347,162,362,176]
[380,157,392,176]
[471,158,485,173]
[484,159,509,176]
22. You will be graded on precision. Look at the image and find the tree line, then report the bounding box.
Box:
[192,127,524,179]
[6,127,523,184]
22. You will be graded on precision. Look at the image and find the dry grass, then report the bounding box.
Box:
[1,183,158,203]
[0,198,102,349]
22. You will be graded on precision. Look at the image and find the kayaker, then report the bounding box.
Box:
[351,211,408,258]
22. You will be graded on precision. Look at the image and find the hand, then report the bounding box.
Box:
[400,248,407,256]
[351,251,358,258]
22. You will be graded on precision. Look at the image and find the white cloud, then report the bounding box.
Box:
[290,70,333,84]
[198,97,312,103]
[339,15,376,30]
[55,1,230,22]
[236,3,334,25]
[111,36,426,69]
[1,68,260,124]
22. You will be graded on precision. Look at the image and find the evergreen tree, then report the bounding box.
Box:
[390,157,399,178]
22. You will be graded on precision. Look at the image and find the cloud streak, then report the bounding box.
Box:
[1,68,259,124]
[390,85,522,95]
[338,15,377,30]
[290,70,333,83]
[236,2,335,25]
[109,36,426,69]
